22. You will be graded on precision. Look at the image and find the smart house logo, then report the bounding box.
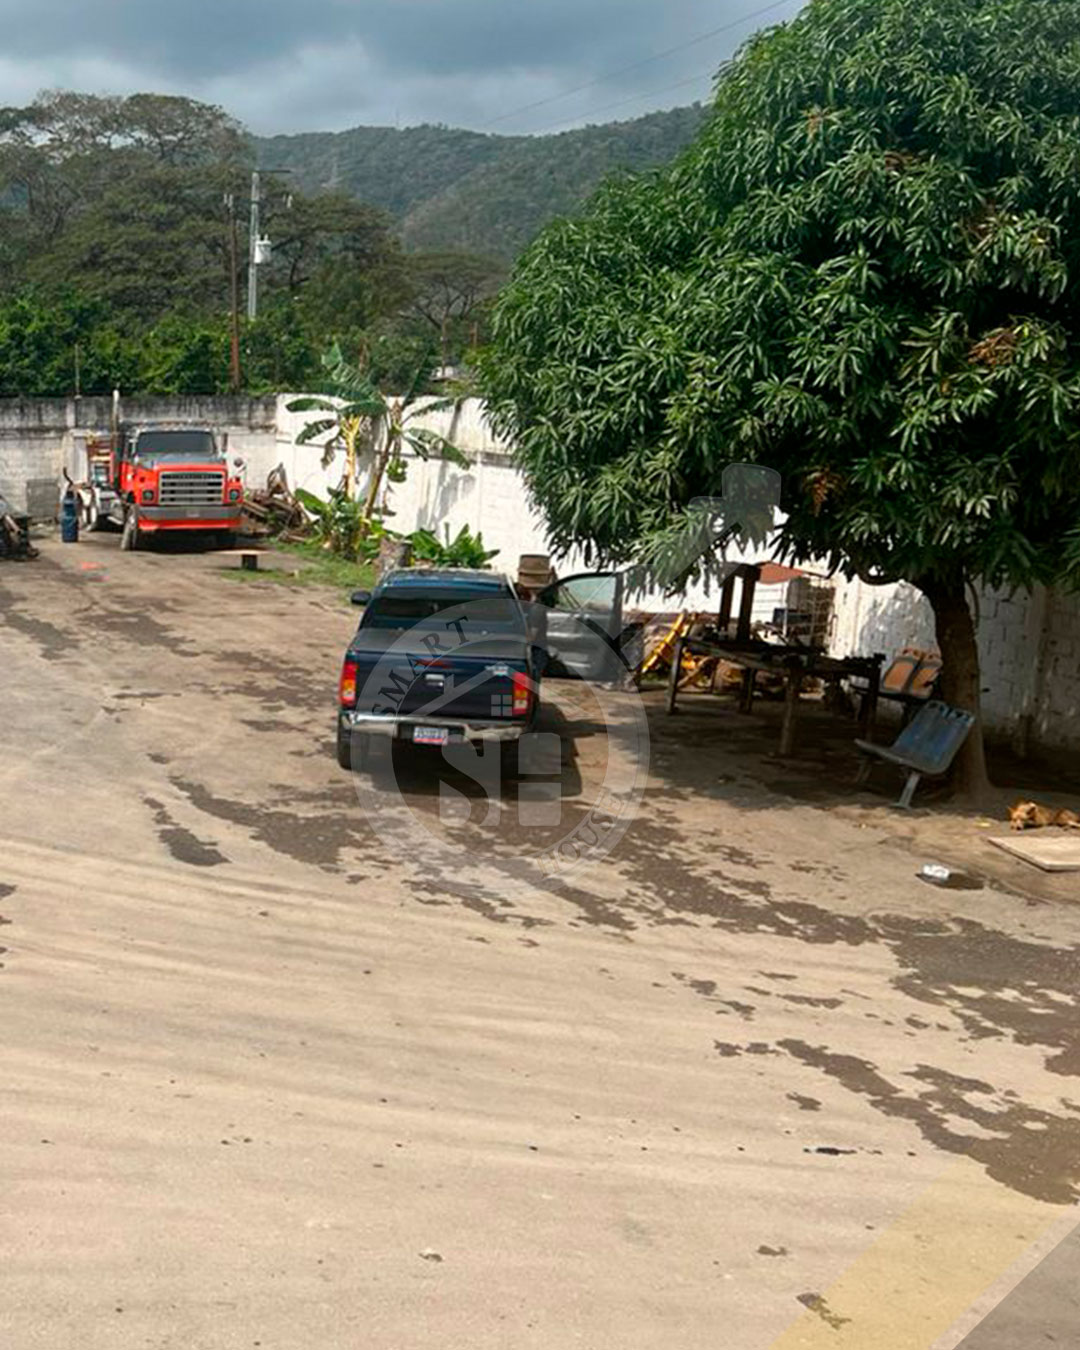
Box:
[342,465,781,885]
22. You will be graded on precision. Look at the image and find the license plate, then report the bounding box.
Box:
[412,726,449,746]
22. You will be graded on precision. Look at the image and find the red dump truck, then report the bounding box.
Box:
[73,424,245,550]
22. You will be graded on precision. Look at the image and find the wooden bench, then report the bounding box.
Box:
[855,700,975,808]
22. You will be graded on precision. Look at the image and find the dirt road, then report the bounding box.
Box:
[2,537,1078,1349]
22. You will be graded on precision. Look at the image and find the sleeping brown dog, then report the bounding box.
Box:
[1009,800,1080,831]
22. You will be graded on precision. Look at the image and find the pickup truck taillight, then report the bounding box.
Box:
[339,658,359,707]
[512,671,534,717]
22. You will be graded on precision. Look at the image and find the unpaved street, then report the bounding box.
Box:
[2,537,1079,1349]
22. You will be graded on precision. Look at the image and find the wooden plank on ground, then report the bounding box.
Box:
[986,832,1080,873]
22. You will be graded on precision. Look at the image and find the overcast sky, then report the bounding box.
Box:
[0,0,803,137]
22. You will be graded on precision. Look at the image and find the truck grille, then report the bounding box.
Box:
[158,471,225,506]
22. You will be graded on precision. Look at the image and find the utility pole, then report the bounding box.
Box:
[225,192,242,391]
[246,168,291,322]
[247,170,261,322]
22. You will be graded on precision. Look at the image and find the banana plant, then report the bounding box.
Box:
[287,343,470,530]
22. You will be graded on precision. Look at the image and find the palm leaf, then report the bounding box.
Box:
[405,429,471,468]
[294,418,340,445]
[286,397,340,414]
[399,346,440,406]
[294,487,330,517]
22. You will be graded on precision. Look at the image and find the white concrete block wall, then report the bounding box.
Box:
[827,574,1080,748]
[266,396,777,614]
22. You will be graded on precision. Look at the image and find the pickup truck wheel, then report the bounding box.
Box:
[500,741,521,781]
[336,725,370,772]
[120,507,140,551]
[337,724,356,771]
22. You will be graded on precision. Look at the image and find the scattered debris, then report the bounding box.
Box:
[418,1248,443,1263]
[804,1146,857,1156]
[917,864,984,891]
[787,1093,821,1112]
[797,1292,852,1330]
[241,465,307,539]
[0,494,38,560]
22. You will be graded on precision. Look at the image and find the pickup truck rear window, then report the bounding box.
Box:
[362,590,525,630]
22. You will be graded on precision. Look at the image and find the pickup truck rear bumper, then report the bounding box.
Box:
[340,711,528,742]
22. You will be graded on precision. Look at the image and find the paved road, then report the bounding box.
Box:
[2,537,1078,1349]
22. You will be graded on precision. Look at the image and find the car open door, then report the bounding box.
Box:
[535,571,625,683]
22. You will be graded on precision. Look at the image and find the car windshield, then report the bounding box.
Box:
[133,430,219,462]
[362,588,524,632]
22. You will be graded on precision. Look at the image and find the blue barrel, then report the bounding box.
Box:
[61,490,79,543]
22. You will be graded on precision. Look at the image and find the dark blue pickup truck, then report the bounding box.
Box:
[335,565,627,772]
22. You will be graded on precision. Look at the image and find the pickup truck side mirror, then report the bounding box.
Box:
[350,590,372,607]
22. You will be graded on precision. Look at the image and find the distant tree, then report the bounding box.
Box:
[402,251,506,363]
[140,315,230,394]
[30,161,239,321]
[0,291,139,395]
[482,0,1080,800]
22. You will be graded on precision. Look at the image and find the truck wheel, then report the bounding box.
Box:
[336,724,369,772]
[120,507,140,552]
[500,741,521,781]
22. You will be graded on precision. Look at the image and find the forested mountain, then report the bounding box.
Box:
[254,105,708,259]
[0,92,706,395]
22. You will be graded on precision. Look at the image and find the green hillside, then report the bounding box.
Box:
[254,105,708,259]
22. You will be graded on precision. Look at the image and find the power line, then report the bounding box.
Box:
[478,0,796,131]
[533,69,720,136]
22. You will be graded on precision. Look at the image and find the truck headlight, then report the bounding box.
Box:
[141,488,155,504]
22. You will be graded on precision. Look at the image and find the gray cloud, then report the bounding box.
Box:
[0,0,803,134]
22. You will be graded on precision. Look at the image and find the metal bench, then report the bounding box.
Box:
[855,700,976,809]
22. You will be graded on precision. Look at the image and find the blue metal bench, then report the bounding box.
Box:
[855,701,976,809]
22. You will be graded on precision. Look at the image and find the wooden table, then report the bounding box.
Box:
[666,635,884,757]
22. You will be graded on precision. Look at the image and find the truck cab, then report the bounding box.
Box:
[114,426,244,550]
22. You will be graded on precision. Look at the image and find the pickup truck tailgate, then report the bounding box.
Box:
[349,638,531,723]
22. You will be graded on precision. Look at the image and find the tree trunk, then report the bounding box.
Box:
[344,425,357,500]
[362,430,395,523]
[920,575,992,804]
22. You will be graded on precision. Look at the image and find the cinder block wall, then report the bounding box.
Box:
[829,575,1080,749]
[0,395,279,511]
[0,398,72,510]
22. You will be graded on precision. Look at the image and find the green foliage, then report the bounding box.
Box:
[253,106,710,261]
[408,523,499,569]
[0,92,405,392]
[0,289,325,395]
[482,0,1080,602]
[0,291,139,395]
[289,341,468,530]
[294,487,389,560]
[0,90,708,393]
